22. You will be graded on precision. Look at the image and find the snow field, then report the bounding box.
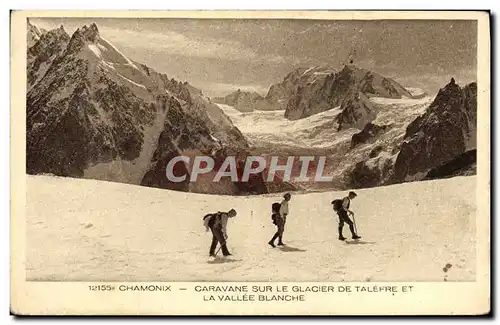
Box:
[26,175,476,282]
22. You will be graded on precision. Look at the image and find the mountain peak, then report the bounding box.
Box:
[78,23,100,42]
[27,19,47,48]
[49,25,68,39]
[66,23,100,53]
[71,23,100,43]
[440,77,461,94]
[284,62,413,120]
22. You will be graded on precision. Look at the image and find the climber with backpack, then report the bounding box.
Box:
[268,192,292,248]
[203,209,237,257]
[331,191,361,241]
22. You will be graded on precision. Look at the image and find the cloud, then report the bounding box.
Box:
[394,67,477,94]
[30,19,289,64]
[99,26,286,64]
[30,18,477,99]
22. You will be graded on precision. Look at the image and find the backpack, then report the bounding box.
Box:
[331,199,344,212]
[271,202,281,225]
[272,202,281,213]
[203,212,220,231]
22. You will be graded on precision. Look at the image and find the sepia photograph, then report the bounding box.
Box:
[11,10,490,315]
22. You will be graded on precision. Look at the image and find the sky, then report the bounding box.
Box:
[31,18,477,98]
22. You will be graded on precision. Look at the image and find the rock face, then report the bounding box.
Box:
[368,145,384,158]
[343,78,476,190]
[423,149,477,180]
[335,91,376,131]
[284,65,413,121]
[27,23,159,177]
[265,67,325,110]
[348,155,395,189]
[27,25,70,90]
[391,79,477,183]
[351,122,390,149]
[213,89,273,112]
[26,21,295,195]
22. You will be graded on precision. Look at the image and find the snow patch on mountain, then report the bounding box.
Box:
[302,66,317,76]
[100,37,140,70]
[370,94,433,108]
[219,92,433,154]
[72,33,153,100]
[405,87,428,98]
[87,43,102,58]
[218,103,346,149]
[371,96,434,125]
[116,73,147,90]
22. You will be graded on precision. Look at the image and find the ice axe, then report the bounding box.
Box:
[351,212,359,235]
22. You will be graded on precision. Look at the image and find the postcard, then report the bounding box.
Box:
[11,10,490,315]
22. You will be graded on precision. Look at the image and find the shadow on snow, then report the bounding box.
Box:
[344,240,376,245]
[278,245,307,252]
[207,258,243,264]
